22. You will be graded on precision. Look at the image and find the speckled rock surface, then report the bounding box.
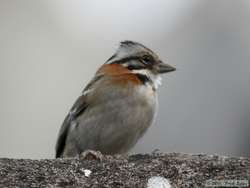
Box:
[0,153,249,187]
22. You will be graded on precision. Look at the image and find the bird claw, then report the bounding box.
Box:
[80,150,103,161]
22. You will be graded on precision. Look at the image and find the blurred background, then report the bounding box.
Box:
[0,0,249,159]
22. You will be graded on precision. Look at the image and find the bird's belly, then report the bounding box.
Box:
[75,86,157,154]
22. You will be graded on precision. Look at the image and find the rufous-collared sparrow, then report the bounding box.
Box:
[55,41,175,158]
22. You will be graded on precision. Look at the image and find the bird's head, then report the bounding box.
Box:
[105,40,176,88]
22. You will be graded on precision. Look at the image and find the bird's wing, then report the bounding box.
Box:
[55,75,104,158]
[55,94,88,158]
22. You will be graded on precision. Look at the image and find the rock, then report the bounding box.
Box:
[0,153,249,187]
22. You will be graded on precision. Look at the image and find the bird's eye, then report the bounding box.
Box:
[141,55,152,64]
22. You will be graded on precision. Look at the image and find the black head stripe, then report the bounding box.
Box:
[110,56,148,71]
[127,64,145,70]
[105,54,116,63]
[135,73,150,84]
[120,40,154,54]
[110,56,141,64]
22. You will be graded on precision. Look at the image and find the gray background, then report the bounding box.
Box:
[0,0,249,159]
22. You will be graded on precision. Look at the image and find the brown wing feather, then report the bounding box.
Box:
[55,74,106,158]
[55,94,88,158]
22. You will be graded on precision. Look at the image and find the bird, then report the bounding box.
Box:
[55,41,176,158]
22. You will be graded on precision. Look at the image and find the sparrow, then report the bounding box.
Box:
[55,41,176,158]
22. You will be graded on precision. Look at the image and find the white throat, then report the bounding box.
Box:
[131,69,162,89]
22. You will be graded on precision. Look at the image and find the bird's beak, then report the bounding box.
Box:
[156,61,176,74]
